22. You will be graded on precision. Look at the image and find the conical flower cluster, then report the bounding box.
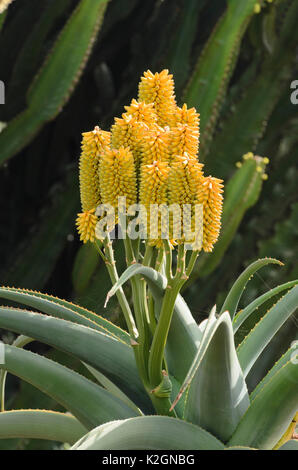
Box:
[99,147,137,214]
[79,126,111,212]
[139,161,170,246]
[76,69,224,251]
[0,0,15,14]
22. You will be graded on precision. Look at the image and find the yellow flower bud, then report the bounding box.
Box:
[111,114,146,165]
[0,0,15,14]
[243,152,254,160]
[139,161,170,246]
[124,99,157,126]
[168,154,204,205]
[76,209,98,244]
[170,124,199,161]
[196,176,224,252]
[141,124,171,165]
[138,69,176,127]
[79,126,110,212]
[99,147,137,212]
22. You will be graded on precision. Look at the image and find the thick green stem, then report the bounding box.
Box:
[148,244,192,389]
[143,244,154,266]
[155,248,164,272]
[123,237,150,384]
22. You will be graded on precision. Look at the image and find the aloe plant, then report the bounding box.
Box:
[0,0,296,322]
[0,257,296,449]
[0,68,297,451]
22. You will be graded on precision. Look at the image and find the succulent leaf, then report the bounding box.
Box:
[0,306,152,411]
[237,285,298,377]
[0,410,87,444]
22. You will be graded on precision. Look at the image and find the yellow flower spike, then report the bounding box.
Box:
[138,69,176,128]
[124,99,157,127]
[111,114,147,165]
[79,126,111,212]
[76,209,98,244]
[196,176,224,253]
[176,103,200,129]
[139,161,170,246]
[99,147,137,214]
[254,3,261,14]
[141,124,171,166]
[170,124,199,161]
[168,154,204,244]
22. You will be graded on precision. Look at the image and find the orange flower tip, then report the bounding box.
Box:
[138,69,176,127]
